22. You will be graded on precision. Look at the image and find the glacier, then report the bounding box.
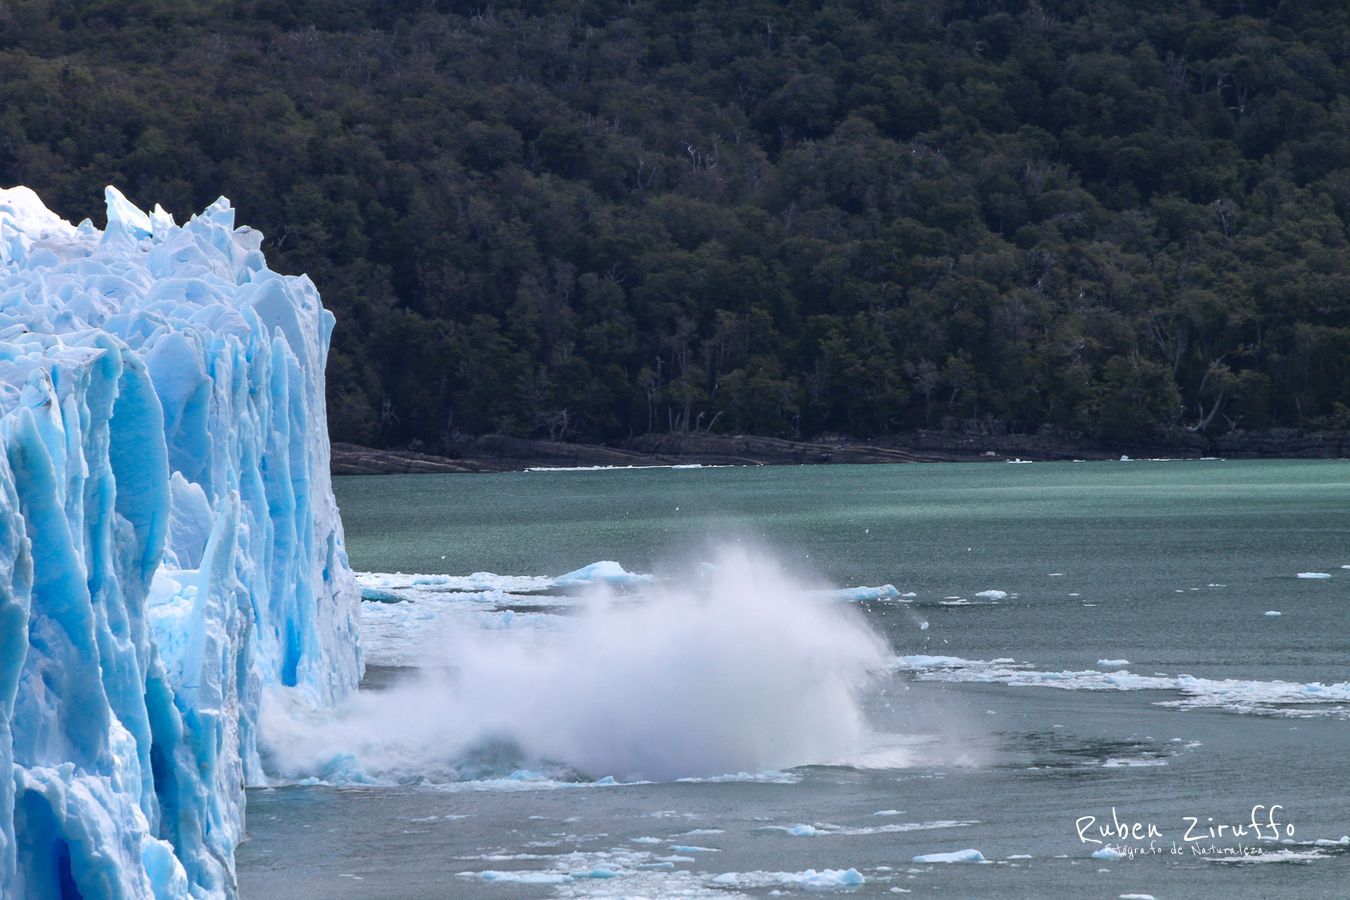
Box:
[0,185,360,897]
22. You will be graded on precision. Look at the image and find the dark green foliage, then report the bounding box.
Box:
[4,0,1349,446]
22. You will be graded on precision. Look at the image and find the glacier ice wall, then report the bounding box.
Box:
[0,185,361,897]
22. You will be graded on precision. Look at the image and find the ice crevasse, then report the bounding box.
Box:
[0,185,361,897]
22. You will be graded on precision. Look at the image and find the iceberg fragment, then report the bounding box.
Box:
[553,560,655,587]
[1091,847,1127,860]
[0,186,360,897]
[911,849,985,863]
[711,867,866,890]
[825,584,903,602]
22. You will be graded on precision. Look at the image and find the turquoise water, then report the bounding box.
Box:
[238,460,1350,898]
[337,460,1350,681]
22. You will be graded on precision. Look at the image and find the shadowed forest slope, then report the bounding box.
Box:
[4,0,1349,449]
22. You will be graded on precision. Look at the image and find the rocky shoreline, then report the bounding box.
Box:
[331,428,1350,475]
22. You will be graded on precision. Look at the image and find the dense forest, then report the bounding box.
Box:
[3,0,1350,449]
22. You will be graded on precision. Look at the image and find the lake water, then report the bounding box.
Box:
[237,460,1350,898]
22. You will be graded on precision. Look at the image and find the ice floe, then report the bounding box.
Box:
[827,584,905,602]
[1206,849,1332,864]
[910,849,985,863]
[711,868,866,890]
[473,870,573,884]
[554,560,657,588]
[766,819,975,838]
[892,656,1350,719]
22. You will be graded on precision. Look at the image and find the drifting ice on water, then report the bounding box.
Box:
[0,186,360,897]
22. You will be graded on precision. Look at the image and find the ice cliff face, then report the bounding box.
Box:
[0,186,361,897]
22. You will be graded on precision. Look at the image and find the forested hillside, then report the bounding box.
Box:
[4,1,1349,449]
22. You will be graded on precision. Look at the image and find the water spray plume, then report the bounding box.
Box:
[262,548,892,783]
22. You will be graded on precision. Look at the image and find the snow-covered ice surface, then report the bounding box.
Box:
[0,186,358,896]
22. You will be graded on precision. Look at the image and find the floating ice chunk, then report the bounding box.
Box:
[578,867,621,878]
[1097,659,1130,668]
[833,820,974,837]
[974,589,1007,600]
[554,560,655,587]
[676,770,801,784]
[1296,572,1331,579]
[712,868,866,890]
[899,655,970,667]
[1207,849,1328,864]
[828,584,903,602]
[360,586,407,603]
[763,823,829,836]
[892,656,1350,718]
[912,849,985,863]
[1091,847,1127,860]
[473,870,572,884]
[799,868,865,889]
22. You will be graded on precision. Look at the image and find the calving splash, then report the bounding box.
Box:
[0,186,359,897]
[264,550,891,784]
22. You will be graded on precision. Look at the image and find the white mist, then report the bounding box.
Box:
[262,548,891,783]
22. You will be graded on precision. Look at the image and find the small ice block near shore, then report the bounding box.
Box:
[0,186,360,897]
